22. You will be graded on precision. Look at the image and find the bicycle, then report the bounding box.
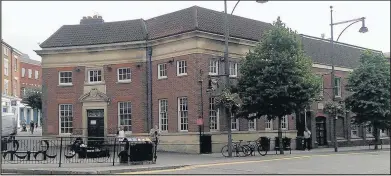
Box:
[221,140,248,157]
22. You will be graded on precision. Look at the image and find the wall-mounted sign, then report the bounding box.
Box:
[90,120,97,125]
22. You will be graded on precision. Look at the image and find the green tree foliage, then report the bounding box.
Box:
[345,51,390,149]
[22,88,42,111]
[236,17,321,154]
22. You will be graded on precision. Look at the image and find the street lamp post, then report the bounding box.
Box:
[222,0,267,158]
[329,6,368,152]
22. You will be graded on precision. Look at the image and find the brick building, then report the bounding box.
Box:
[36,6,389,153]
[19,54,42,126]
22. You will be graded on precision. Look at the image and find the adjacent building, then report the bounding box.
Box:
[36,6,389,153]
[2,40,42,128]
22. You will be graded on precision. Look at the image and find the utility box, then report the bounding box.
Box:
[200,135,212,154]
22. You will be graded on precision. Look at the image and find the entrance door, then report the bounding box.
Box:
[315,117,327,146]
[87,109,104,147]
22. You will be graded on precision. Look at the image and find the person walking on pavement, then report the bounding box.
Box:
[30,121,35,134]
[149,125,161,162]
[303,128,312,151]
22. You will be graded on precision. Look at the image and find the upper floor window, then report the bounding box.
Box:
[4,79,9,95]
[28,69,32,78]
[59,71,73,85]
[4,59,9,76]
[13,80,17,96]
[88,70,102,83]
[229,62,237,77]
[248,119,256,131]
[265,118,273,130]
[35,70,39,79]
[13,58,17,72]
[209,59,219,75]
[281,115,288,130]
[3,47,9,56]
[334,77,341,97]
[22,68,25,77]
[158,63,167,79]
[117,68,131,82]
[177,60,187,76]
[320,76,324,97]
[21,87,26,96]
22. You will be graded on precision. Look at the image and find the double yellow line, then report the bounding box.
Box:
[120,151,387,175]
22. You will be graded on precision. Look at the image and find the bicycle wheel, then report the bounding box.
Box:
[258,145,268,156]
[221,145,229,157]
[241,145,252,156]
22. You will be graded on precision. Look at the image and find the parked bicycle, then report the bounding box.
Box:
[221,140,248,157]
[242,137,269,156]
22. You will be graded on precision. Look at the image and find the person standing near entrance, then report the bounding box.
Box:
[29,121,35,134]
[303,128,312,151]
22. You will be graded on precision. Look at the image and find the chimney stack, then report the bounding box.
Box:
[80,15,104,25]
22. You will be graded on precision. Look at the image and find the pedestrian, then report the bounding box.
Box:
[149,125,161,162]
[30,121,35,134]
[303,128,311,151]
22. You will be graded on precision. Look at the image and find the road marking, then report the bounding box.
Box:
[120,151,389,175]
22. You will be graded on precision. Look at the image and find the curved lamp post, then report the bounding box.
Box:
[329,6,368,152]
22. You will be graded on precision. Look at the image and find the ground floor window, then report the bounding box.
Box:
[281,115,288,130]
[366,125,373,137]
[248,119,256,131]
[59,104,73,134]
[118,101,132,132]
[209,97,219,131]
[231,113,239,130]
[159,99,168,131]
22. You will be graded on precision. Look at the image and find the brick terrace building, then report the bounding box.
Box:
[36,6,389,153]
[19,54,42,126]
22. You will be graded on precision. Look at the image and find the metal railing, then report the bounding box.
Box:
[1,136,157,167]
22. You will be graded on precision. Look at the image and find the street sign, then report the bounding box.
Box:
[197,118,203,126]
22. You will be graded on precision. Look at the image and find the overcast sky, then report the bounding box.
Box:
[2,1,390,61]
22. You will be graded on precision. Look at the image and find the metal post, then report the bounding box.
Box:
[330,6,338,152]
[224,0,233,158]
[58,137,63,167]
[200,70,204,135]
[112,138,117,166]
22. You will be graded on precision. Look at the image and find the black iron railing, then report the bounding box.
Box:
[1,136,157,167]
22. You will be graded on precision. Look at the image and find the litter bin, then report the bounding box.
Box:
[200,135,212,154]
[296,136,304,150]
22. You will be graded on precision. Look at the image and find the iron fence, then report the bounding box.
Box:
[1,136,156,167]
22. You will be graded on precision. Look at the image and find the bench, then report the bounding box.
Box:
[368,139,383,149]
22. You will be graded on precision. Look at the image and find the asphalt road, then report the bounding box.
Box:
[122,150,391,175]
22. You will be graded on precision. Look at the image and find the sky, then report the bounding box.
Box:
[2,1,390,61]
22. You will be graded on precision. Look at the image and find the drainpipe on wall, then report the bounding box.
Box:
[142,19,153,132]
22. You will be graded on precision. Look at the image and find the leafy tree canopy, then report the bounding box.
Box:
[236,17,321,120]
[22,87,42,110]
[345,50,390,129]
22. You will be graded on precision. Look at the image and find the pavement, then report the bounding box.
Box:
[2,145,390,174]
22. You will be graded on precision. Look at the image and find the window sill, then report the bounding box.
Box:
[158,77,168,80]
[209,73,218,76]
[58,133,72,136]
[177,74,188,77]
[58,84,73,87]
[229,75,237,78]
[116,80,132,84]
[179,130,189,132]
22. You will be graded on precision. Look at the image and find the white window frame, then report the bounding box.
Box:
[58,71,73,85]
[117,67,131,82]
[4,59,9,76]
[209,59,219,75]
[3,47,9,56]
[14,58,17,72]
[158,63,167,79]
[159,99,168,132]
[320,76,324,97]
[248,119,256,131]
[209,97,219,131]
[231,113,239,131]
[12,80,17,96]
[178,97,188,132]
[28,69,32,78]
[22,68,25,77]
[4,79,9,95]
[88,69,103,83]
[334,77,341,97]
[265,118,273,130]
[366,125,373,137]
[177,60,187,76]
[35,70,39,79]
[229,62,238,77]
[351,124,359,138]
[118,101,132,133]
[380,129,387,137]
[59,104,73,134]
[281,115,288,130]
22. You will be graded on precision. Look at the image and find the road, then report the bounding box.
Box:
[122,150,391,175]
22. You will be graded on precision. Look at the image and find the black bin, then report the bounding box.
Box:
[200,135,212,154]
[296,136,304,150]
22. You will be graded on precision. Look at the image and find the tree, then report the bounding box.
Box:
[22,87,42,112]
[345,50,390,150]
[236,17,321,154]
[215,88,242,157]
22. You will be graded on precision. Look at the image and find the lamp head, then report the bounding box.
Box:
[359,17,368,33]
